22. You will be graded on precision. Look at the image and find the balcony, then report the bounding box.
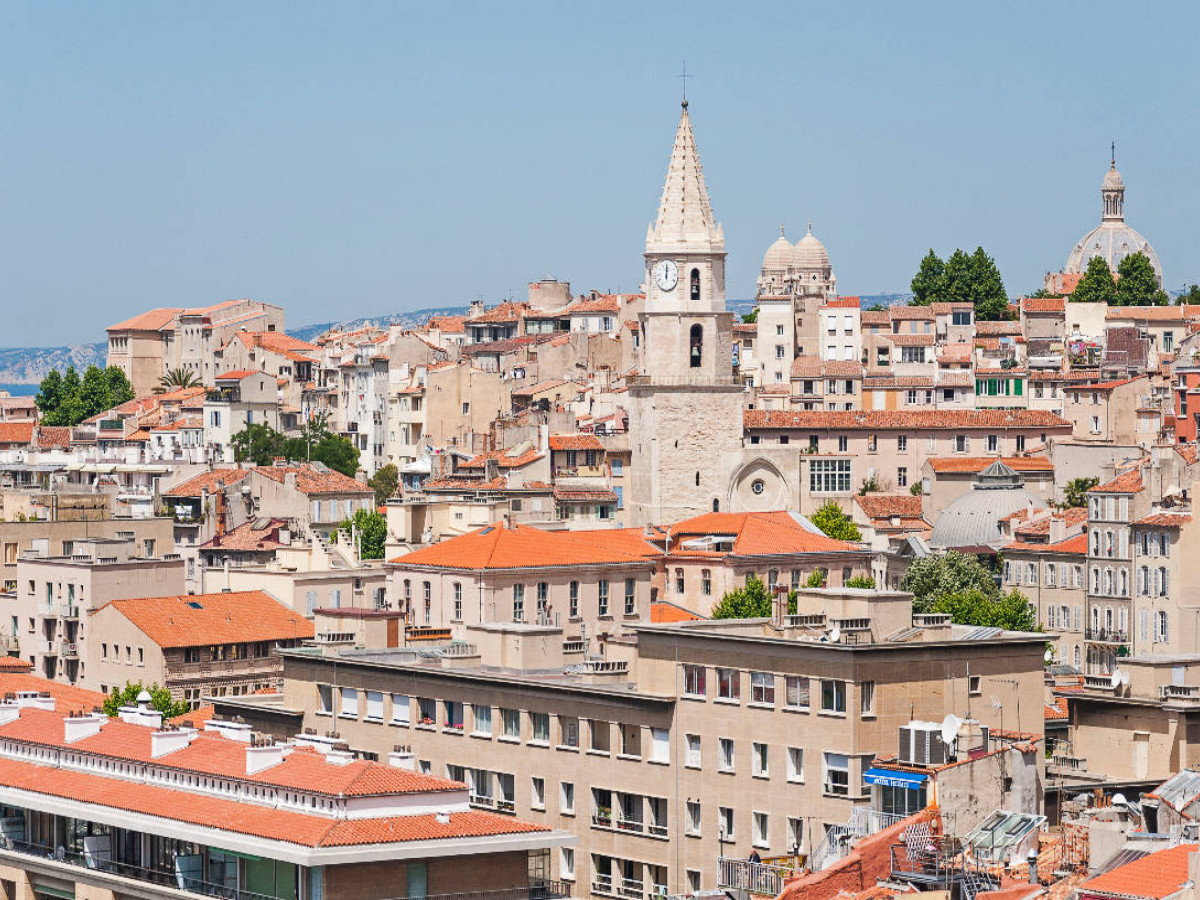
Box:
[1083,674,1119,692]
[1048,754,1087,775]
[60,644,79,659]
[717,857,802,896]
[1085,628,1128,644]
[59,605,79,619]
[1160,684,1200,702]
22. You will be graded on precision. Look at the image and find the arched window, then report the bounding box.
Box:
[712,498,720,512]
[690,268,701,301]
[690,324,703,368]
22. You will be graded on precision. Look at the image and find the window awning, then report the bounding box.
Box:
[864,767,929,789]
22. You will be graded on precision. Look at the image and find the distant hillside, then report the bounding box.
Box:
[289,305,470,343]
[0,343,107,385]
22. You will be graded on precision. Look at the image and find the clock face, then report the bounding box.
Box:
[654,259,679,292]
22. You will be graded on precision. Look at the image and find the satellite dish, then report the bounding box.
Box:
[941,714,963,745]
[829,627,842,644]
[1121,670,1130,686]
[1044,650,1054,663]
[1112,793,1128,806]
[1111,670,1122,688]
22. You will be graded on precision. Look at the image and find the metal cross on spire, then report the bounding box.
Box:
[1111,141,1116,166]
[678,61,692,104]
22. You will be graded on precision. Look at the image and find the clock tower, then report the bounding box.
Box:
[628,100,744,526]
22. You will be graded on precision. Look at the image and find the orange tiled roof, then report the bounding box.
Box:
[0,422,35,445]
[214,369,260,381]
[926,456,1053,474]
[427,315,468,333]
[887,306,935,320]
[553,488,618,502]
[0,671,105,709]
[163,467,250,497]
[746,410,1069,430]
[823,296,861,309]
[198,518,288,552]
[853,494,924,521]
[548,434,604,451]
[460,447,544,470]
[390,522,659,570]
[1133,513,1191,527]
[568,295,621,314]
[96,590,314,649]
[669,510,862,556]
[650,601,706,623]
[228,331,319,355]
[1021,297,1066,313]
[1081,842,1197,900]
[254,464,372,496]
[1089,469,1144,494]
[0,657,32,671]
[466,301,530,324]
[1044,697,1069,721]
[1005,533,1087,555]
[107,308,181,332]
[35,426,71,449]
[975,321,1022,336]
[1107,305,1200,322]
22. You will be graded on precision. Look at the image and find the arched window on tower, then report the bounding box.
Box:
[712,498,720,512]
[690,268,701,301]
[689,324,703,368]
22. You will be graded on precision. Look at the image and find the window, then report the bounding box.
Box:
[787,747,804,782]
[339,687,358,718]
[453,583,463,620]
[472,704,492,736]
[512,584,525,622]
[750,671,775,705]
[718,738,735,772]
[810,459,851,493]
[986,434,998,453]
[954,435,968,453]
[531,712,550,743]
[686,733,701,768]
[717,668,740,701]
[897,467,907,487]
[785,676,810,709]
[860,681,875,715]
[701,569,712,596]
[1157,610,1171,643]
[718,807,734,839]
[598,580,610,616]
[787,817,804,853]
[365,690,384,721]
[1016,434,1026,452]
[624,578,636,615]
[969,675,982,695]
[531,776,545,809]
[569,581,579,618]
[560,847,574,880]
[686,800,702,836]
[317,684,333,714]
[753,812,770,848]
[559,715,579,748]
[752,742,769,777]
[820,679,846,713]
[390,694,410,725]
[560,782,575,814]
[651,727,670,763]
[682,665,706,697]
[824,752,849,795]
[501,708,521,739]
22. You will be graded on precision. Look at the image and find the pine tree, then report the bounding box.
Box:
[79,366,110,420]
[1070,256,1117,304]
[58,366,83,426]
[103,366,135,407]
[910,250,946,305]
[969,246,1010,321]
[1115,252,1168,306]
[35,369,64,424]
[942,249,975,303]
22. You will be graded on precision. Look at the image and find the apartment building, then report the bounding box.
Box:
[0,689,570,900]
[87,589,314,704]
[204,370,288,463]
[230,587,1046,898]
[1084,469,1147,674]
[14,537,185,686]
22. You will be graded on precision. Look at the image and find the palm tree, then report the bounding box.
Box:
[154,368,200,394]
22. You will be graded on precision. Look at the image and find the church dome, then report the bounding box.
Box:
[793,223,830,272]
[1064,154,1162,286]
[762,228,793,271]
[1102,163,1124,191]
[929,460,1046,550]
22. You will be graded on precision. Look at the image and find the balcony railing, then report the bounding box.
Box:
[406,884,573,900]
[1161,684,1200,701]
[717,857,801,896]
[1048,755,1087,773]
[1083,674,1119,692]
[1085,628,1128,644]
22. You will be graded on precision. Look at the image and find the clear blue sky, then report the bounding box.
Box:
[3,1,1198,346]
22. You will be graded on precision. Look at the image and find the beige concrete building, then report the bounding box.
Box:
[14,537,185,686]
[222,588,1047,898]
[88,589,313,705]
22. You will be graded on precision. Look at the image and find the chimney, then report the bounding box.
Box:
[284,472,298,490]
[204,716,253,743]
[64,711,107,743]
[151,725,197,758]
[246,738,288,774]
[470,299,485,318]
[117,691,161,728]
[389,745,417,770]
[15,691,55,712]
[325,747,354,766]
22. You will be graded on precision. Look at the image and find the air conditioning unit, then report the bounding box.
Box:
[898,721,946,766]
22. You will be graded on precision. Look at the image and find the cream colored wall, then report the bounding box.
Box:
[86,606,167,694]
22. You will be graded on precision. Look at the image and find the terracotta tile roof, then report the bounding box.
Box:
[1133,513,1191,528]
[35,426,71,449]
[163,467,250,497]
[1005,533,1088,555]
[976,321,1022,336]
[553,488,618,502]
[1107,305,1200,322]
[650,601,706,623]
[0,657,32,672]
[254,464,372,496]
[95,590,314,649]
[547,434,604,451]
[929,302,974,313]
[1081,842,1197,900]
[0,671,105,710]
[853,494,924,521]
[107,308,181,332]
[391,523,659,570]
[466,301,530,324]
[823,296,861,309]
[888,333,936,346]
[568,295,621,314]
[1022,297,1066,313]
[861,310,889,325]
[427,315,468,333]
[421,477,511,492]
[732,323,757,333]
[669,510,863,556]
[229,331,319,354]
[937,343,974,362]
[938,371,975,387]
[198,518,289,552]
[0,422,35,445]
[214,369,259,381]
[926,456,1054,474]
[460,448,544,470]
[1044,697,1070,721]
[887,306,935,320]
[745,410,1070,430]
[790,355,825,378]
[1089,469,1144,494]
[1013,507,1087,538]
[1177,444,1200,465]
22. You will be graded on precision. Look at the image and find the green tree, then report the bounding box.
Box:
[901,550,998,613]
[79,365,111,420]
[846,575,876,589]
[858,474,881,495]
[969,246,1010,321]
[711,575,772,619]
[942,249,974,303]
[1070,256,1117,304]
[342,508,388,559]
[35,369,64,424]
[231,422,287,467]
[368,463,400,505]
[295,432,360,477]
[57,366,83,426]
[102,682,190,719]
[805,569,827,588]
[809,501,862,541]
[1177,284,1200,305]
[103,366,135,407]
[1115,252,1168,306]
[155,367,201,393]
[1063,477,1099,508]
[741,309,758,324]
[910,481,924,496]
[910,250,946,306]
[927,588,1037,631]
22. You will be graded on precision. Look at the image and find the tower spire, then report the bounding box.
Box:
[647,101,723,251]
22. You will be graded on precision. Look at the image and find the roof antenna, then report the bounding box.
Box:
[1111,141,1116,167]
[678,61,692,107]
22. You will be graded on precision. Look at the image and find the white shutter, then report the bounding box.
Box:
[366,691,383,720]
[651,728,670,763]
[339,687,358,717]
[391,694,410,724]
